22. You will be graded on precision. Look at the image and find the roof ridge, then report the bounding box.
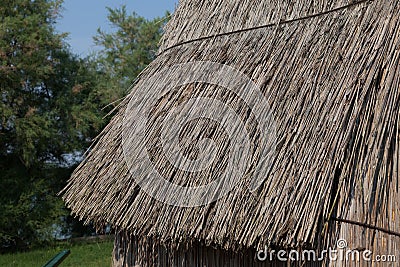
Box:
[159,0,374,55]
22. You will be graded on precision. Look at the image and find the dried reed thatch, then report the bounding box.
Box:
[63,0,399,266]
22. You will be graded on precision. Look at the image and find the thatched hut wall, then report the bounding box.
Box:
[112,231,325,267]
[328,223,399,267]
[112,228,399,266]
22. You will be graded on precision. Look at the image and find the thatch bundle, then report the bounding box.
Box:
[63,0,399,266]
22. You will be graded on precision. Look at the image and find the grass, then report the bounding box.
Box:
[0,241,113,267]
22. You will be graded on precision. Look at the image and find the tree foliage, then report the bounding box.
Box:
[91,6,169,108]
[0,0,101,251]
[0,1,168,251]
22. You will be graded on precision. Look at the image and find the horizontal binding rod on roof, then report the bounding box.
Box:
[331,217,400,238]
[159,0,374,56]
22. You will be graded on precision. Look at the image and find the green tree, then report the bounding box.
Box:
[0,0,102,251]
[0,1,169,252]
[91,6,169,109]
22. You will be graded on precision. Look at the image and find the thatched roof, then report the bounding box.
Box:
[63,0,400,251]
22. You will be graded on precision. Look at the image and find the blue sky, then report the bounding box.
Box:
[56,0,178,57]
